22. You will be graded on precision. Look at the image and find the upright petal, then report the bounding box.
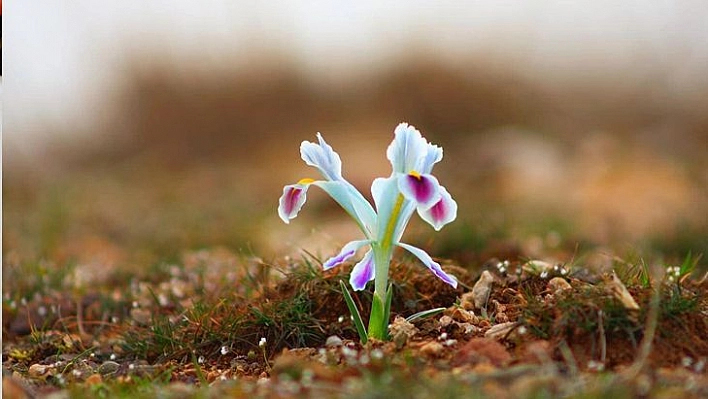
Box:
[322,240,371,270]
[397,242,458,288]
[398,172,442,210]
[349,250,375,291]
[418,143,443,174]
[300,133,343,181]
[418,186,457,231]
[278,181,311,223]
[386,123,428,174]
[372,176,411,243]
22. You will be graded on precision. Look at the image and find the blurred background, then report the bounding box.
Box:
[4,2,708,279]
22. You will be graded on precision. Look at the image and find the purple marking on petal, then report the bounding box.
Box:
[284,187,303,214]
[429,198,447,224]
[323,249,356,269]
[400,173,440,208]
[418,185,457,231]
[349,251,374,291]
[430,263,458,288]
[278,183,310,223]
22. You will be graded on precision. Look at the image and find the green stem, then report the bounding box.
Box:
[367,193,405,340]
[367,245,392,340]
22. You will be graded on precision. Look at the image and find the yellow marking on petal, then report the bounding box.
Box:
[408,170,422,180]
[382,193,405,249]
[298,178,316,185]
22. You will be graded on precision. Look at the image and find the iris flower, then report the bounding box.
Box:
[278,123,458,340]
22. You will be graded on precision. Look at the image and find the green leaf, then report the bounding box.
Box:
[382,283,393,340]
[339,280,367,344]
[405,307,446,323]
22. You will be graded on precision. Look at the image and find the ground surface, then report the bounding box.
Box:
[4,116,708,398]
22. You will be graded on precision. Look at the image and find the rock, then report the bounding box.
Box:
[605,273,640,310]
[459,292,476,311]
[491,300,509,323]
[438,315,454,328]
[388,316,418,348]
[547,277,572,294]
[484,322,518,340]
[28,364,55,379]
[470,271,495,309]
[448,307,478,324]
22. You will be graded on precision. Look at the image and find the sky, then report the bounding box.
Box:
[4,1,708,152]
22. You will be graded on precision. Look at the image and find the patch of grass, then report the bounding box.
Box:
[120,259,336,367]
[3,259,78,301]
[247,289,326,350]
[520,281,641,342]
[661,284,700,320]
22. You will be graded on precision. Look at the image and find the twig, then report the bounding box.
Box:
[598,310,606,364]
[76,299,87,337]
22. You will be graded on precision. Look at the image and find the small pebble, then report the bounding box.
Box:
[99,360,121,375]
[325,335,343,348]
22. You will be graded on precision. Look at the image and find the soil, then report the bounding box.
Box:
[3,256,708,398]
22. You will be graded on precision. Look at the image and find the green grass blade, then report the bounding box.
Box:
[339,280,367,344]
[405,307,446,323]
[679,251,701,277]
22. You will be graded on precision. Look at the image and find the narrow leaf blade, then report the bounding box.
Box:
[405,307,446,323]
[382,283,393,340]
[340,280,368,344]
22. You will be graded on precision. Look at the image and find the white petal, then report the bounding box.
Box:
[418,143,443,174]
[349,250,375,291]
[300,133,343,181]
[371,176,413,243]
[386,123,428,174]
[397,242,458,288]
[322,240,370,270]
[418,186,457,231]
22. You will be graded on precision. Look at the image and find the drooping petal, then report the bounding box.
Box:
[300,133,343,181]
[277,181,311,223]
[397,242,458,288]
[349,250,375,291]
[386,123,428,174]
[314,180,377,238]
[322,240,371,270]
[418,185,457,231]
[398,172,442,210]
